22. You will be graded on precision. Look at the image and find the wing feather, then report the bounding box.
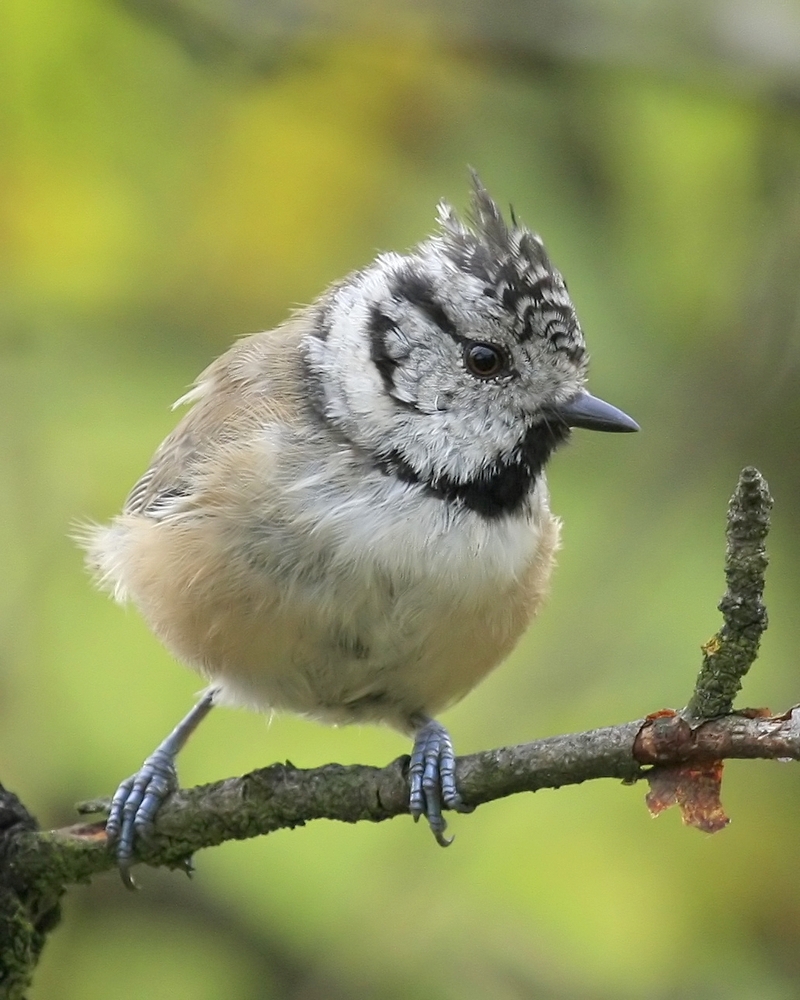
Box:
[124,319,307,518]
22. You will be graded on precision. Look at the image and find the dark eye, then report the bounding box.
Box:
[464,342,505,378]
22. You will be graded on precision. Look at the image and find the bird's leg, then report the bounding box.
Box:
[408,715,472,846]
[106,687,218,888]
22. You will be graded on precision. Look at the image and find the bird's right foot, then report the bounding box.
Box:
[105,688,217,887]
[408,716,472,846]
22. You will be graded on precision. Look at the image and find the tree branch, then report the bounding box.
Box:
[0,467,784,996]
[686,467,772,718]
[6,709,799,889]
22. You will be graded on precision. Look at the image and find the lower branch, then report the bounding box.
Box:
[4,707,798,894]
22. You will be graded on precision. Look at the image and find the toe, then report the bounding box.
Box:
[105,775,135,844]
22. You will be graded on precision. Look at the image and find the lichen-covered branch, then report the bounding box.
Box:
[0,786,63,1000]
[686,467,772,718]
[0,708,797,898]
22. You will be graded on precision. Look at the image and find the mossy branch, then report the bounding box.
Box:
[686,467,772,719]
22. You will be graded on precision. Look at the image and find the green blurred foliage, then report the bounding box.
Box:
[2,1,800,997]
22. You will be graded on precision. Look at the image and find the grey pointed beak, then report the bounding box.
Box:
[545,390,639,433]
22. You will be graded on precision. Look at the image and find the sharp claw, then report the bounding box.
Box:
[119,862,139,891]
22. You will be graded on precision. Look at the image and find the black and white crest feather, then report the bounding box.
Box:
[436,173,585,362]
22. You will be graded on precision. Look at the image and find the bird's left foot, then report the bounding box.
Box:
[106,748,179,889]
[408,717,472,846]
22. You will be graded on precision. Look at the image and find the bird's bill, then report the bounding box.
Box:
[545,390,639,433]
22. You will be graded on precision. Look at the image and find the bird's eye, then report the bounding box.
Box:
[464,342,505,378]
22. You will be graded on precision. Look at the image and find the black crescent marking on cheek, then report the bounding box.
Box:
[368,307,400,394]
[367,306,420,413]
[391,270,461,342]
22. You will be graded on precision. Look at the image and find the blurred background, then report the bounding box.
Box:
[2,0,800,997]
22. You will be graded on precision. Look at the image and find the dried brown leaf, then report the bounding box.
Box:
[645,761,729,833]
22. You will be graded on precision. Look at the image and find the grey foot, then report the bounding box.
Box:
[408,718,471,846]
[105,689,217,888]
[106,747,179,888]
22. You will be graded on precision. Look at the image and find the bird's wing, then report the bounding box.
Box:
[124,320,308,518]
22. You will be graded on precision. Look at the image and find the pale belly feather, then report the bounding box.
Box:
[91,458,559,733]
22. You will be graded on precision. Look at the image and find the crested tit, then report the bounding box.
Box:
[84,174,638,884]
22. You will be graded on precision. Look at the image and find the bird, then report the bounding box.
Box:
[83,173,638,886]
